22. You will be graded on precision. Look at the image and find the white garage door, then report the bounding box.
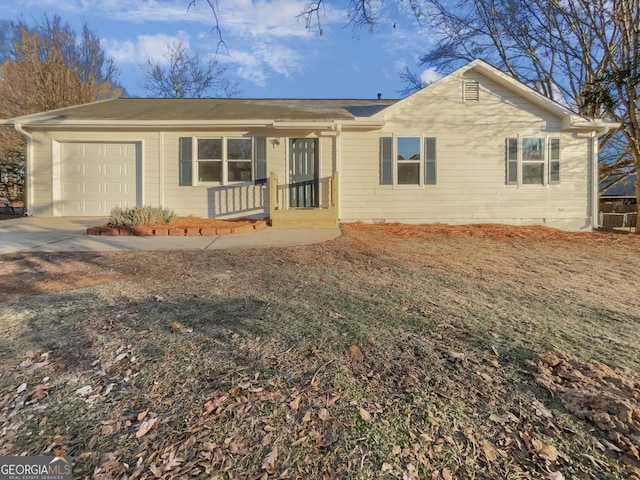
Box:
[60,142,139,216]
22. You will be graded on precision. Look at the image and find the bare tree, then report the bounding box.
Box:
[143,41,241,98]
[0,15,123,209]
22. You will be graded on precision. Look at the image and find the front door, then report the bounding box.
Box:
[289,138,318,208]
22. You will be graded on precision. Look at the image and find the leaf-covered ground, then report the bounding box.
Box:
[1,223,639,479]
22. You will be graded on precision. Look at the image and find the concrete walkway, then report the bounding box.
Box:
[0,217,341,254]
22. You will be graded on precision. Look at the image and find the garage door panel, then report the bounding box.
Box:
[84,182,102,194]
[60,142,138,216]
[105,182,126,193]
[84,144,103,156]
[84,164,102,175]
[105,164,124,175]
[63,164,82,175]
[62,183,81,194]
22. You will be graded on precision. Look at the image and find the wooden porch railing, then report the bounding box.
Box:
[269,171,339,227]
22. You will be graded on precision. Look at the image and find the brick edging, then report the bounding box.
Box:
[87,220,268,237]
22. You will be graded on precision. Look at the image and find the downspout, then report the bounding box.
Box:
[14,123,32,215]
[335,123,342,218]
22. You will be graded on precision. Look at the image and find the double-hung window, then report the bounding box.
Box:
[506,136,560,186]
[227,139,252,182]
[380,136,437,186]
[179,136,267,186]
[198,138,223,182]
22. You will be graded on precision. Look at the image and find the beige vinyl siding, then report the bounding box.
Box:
[27,130,159,217]
[162,130,270,219]
[339,71,590,230]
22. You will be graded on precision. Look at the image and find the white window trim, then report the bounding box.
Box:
[192,136,254,187]
[510,135,560,188]
[393,135,425,189]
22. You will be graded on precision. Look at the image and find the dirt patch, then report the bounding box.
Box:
[529,348,640,475]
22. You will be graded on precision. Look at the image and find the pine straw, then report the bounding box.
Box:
[345,221,639,244]
[134,215,265,229]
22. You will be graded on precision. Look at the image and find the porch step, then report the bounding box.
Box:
[270,208,338,227]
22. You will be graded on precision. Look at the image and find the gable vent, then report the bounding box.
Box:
[463,80,480,101]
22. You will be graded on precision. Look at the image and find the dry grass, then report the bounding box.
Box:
[1,223,639,479]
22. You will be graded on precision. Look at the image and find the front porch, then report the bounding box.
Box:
[268,171,339,227]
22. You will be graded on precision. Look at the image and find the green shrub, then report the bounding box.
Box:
[109,205,177,227]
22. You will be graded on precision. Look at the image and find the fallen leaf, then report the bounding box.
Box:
[346,345,363,359]
[163,450,183,472]
[261,445,278,471]
[289,395,301,411]
[26,384,49,401]
[489,412,519,424]
[359,407,372,421]
[17,383,27,393]
[137,410,148,422]
[481,439,498,462]
[534,440,559,462]
[532,399,554,419]
[203,395,228,415]
[318,408,330,421]
[75,386,93,397]
[169,321,183,330]
[448,351,466,362]
[302,411,312,422]
[442,468,453,480]
[543,471,564,480]
[135,417,158,438]
[329,311,344,319]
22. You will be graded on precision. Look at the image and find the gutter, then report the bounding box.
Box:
[13,123,32,215]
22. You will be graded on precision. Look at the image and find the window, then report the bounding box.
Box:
[380,135,437,186]
[397,137,421,185]
[506,137,560,186]
[179,137,264,186]
[227,139,252,182]
[198,138,222,182]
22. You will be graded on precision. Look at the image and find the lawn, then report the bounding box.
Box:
[1,223,639,479]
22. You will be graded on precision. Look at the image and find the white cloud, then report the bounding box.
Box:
[218,0,346,38]
[223,41,304,88]
[105,32,190,64]
[420,66,442,85]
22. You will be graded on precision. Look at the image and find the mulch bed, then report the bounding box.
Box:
[87,216,268,237]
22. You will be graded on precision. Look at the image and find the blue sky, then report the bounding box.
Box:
[0,0,442,99]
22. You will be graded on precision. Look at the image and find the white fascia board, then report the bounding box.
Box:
[11,118,385,130]
[561,116,620,132]
[13,120,274,128]
[271,120,384,130]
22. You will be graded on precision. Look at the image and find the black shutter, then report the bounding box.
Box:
[179,137,192,186]
[380,137,392,185]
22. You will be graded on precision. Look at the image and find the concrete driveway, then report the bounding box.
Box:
[0,217,341,255]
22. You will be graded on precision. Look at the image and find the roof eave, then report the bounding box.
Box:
[7,118,386,130]
[561,116,620,132]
